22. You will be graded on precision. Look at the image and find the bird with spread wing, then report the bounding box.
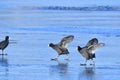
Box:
[77,38,105,66]
[49,35,74,60]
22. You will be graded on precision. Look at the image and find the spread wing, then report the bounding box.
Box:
[86,38,98,48]
[59,35,74,48]
[87,43,105,54]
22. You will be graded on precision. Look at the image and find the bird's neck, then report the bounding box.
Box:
[5,39,9,41]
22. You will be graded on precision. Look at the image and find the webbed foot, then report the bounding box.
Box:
[51,58,58,61]
[80,64,86,66]
[0,54,7,56]
[90,63,95,66]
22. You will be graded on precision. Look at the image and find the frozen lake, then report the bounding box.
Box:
[0,7,120,80]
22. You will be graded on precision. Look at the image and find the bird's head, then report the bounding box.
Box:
[5,36,9,41]
[77,46,82,51]
[48,43,54,47]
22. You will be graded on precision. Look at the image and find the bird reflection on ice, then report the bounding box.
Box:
[78,67,95,80]
[0,56,9,80]
[49,60,68,76]
[0,56,8,67]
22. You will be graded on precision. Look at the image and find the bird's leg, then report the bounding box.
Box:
[64,54,69,60]
[90,59,95,66]
[1,50,4,55]
[51,55,59,60]
[84,59,87,65]
[0,50,7,56]
[2,50,3,54]
[80,59,87,66]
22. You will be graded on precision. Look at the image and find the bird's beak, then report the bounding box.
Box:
[48,44,50,47]
[76,46,78,50]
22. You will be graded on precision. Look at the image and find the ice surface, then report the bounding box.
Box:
[0,4,120,80]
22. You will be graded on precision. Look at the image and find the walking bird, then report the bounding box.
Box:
[0,36,9,55]
[77,38,105,66]
[49,35,74,60]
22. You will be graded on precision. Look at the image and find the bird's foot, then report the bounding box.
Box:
[51,58,58,61]
[64,58,69,61]
[90,63,95,66]
[0,54,7,56]
[80,63,86,66]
